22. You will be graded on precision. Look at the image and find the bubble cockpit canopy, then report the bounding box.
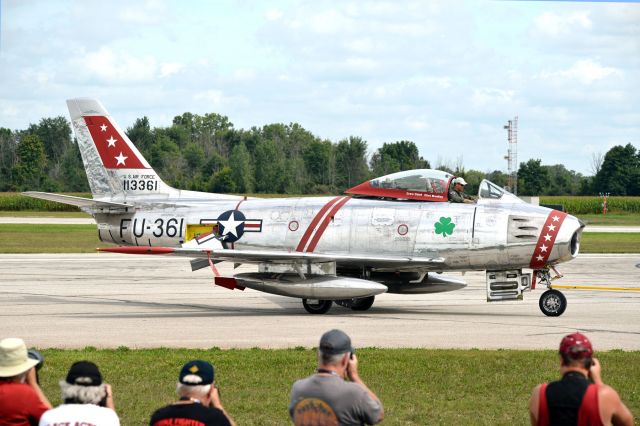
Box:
[346,169,454,202]
[346,169,522,203]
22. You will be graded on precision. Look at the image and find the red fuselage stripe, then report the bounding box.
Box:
[295,196,343,252]
[529,210,567,269]
[306,196,351,253]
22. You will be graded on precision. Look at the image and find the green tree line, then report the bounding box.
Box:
[1,113,638,196]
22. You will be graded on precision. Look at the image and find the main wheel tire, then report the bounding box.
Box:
[539,289,567,317]
[302,299,333,314]
[334,299,353,308]
[350,296,375,311]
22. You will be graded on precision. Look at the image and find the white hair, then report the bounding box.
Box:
[176,382,211,399]
[318,350,347,366]
[60,380,107,405]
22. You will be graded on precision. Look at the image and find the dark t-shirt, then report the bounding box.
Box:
[150,402,231,426]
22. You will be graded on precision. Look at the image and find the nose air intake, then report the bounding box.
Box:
[570,219,586,258]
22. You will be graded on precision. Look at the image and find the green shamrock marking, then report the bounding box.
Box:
[434,217,456,237]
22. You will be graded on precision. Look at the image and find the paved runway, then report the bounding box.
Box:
[1,253,639,350]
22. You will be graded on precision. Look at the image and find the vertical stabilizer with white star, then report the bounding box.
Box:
[66,98,178,202]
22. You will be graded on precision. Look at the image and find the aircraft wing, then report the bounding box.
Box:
[22,192,131,212]
[98,246,446,271]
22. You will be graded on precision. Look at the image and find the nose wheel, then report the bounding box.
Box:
[536,268,568,317]
[539,289,567,316]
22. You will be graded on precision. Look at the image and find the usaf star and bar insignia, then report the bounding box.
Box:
[196,210,263,244]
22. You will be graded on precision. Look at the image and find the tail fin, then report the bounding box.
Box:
[67,98,177,201]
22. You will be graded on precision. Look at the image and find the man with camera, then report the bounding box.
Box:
[289,329,384,426]
[0,337,52,425]
[529,332,634,426]
[39,360,119,426]
[150,360,235,426]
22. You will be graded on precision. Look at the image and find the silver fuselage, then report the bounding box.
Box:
[95,196,582,273]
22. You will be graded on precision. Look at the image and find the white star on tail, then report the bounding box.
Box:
[547,224,556,232]
[115,152,128,166]
[539,244,548,253]
[100,124,107,132]
[536,255,544,262]
[106,136,117,147]
[544,234,552,241]
[552,216,560,222]
[218,212,243,238]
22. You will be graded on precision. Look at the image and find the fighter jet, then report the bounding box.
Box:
[24,98,585,316]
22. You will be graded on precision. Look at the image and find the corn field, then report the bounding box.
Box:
[540,196,640,214]
[0,193,88,211]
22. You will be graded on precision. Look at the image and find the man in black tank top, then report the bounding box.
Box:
[528,332,633,426]
[545,370,593,424]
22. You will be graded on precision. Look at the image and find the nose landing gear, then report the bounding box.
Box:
[536,267,567,316]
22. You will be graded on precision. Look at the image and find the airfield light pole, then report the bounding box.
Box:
[600,192,610,215]
[503,116,518,195]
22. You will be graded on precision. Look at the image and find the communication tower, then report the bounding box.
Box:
[503,116,518,195]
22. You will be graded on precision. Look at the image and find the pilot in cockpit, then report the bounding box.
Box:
[448,177,476,204]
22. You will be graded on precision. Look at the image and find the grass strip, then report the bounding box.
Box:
[0,225,638,254]
[33,348,639,425]
[577,213,640,226]
[0,224,100,253]
[579,232,640,253]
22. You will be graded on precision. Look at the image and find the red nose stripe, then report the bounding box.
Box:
[529,210,567,269]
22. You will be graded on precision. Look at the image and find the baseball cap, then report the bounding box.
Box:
[559,332,593,359]
[453,177,467,185]
[179,360,214,385]
[66,361,102,386]
[0,338,39,378]
[319,329,353,355]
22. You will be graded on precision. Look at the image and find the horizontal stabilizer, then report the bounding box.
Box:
[22,192,131,212]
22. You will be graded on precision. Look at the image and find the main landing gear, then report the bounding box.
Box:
[302,296,376,314]
[302,299,333,314]
[536,268,567,317]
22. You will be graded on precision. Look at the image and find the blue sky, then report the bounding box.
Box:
[1,0,638,176]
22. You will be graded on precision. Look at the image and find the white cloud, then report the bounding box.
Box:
[160,63,183,78]
[404,114,430,131]
[307,9,352,35]
[534,11,592,36]
[538,59,622,85]
[21,69,53,86]
[265,9,283,21]
[82,47,158,82]
[193,90,248,109]
[74,47,184,83]
[119,0,168,24]
[471,88,516,108]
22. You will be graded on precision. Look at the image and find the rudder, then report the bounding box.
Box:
[67,98,176,201]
